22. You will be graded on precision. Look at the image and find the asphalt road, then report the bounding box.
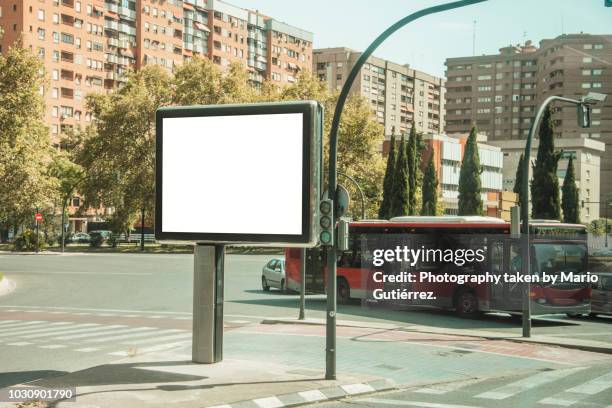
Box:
[0,252,611,393]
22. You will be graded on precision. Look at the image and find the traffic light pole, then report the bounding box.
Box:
[323,0,488,380]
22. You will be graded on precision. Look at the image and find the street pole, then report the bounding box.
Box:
[35,207,40,254]
[324,0,488,380]
[140,207,145,252]
[299,248,306,320]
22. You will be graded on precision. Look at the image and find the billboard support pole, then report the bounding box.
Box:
[323,0,487,381]
[299,248,306,320]
[193,243,224,363]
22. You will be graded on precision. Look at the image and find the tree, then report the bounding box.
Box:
[421,154,438,216]
[76,66,173,236]
[0,41,56,239]
[513,153,525,210]
[562,155,580,223]
[407,123,418,214]
[49,154,84,251]
[458,126,483,215]
[390,134,409,217]
[531,106,561,220]
[378,132,397,219]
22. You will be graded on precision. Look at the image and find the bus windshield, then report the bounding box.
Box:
[532,243,587,276]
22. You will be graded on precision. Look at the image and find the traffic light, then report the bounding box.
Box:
[319,199,334,246]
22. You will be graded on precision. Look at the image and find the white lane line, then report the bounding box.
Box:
[415,378,495,395]
[75,347,101,353]
[86,328,178,343]
[0,320,18,325]
[253,396,284,408]
[96,313,117,317]
[122,315,140,318]
[357,399,483,408]
[146,316,164,319]
[108,340,190,356]
[0,322,73,337]
[0,321,46,330]
[39,345,67,349]
[55,326,149,341]
[476,367,586,400]
[173,317,191,320]
[298,390,327,402]
[122,332,190,345]
[228,320,249,324]
[26,324,104,339]
[6,342,33,346]
[0,305,191,315]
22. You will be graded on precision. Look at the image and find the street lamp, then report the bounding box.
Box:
[520,92,607,338]
[323,0,488,380]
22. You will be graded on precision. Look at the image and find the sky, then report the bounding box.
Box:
[227,0,612,77]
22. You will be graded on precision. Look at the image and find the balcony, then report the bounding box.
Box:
[61,0,74,8]
[107,38,119,47]
[60,87,74,99]
[105,20,119,31]
[60,51,74,63]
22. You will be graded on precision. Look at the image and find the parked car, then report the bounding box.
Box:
[591,248,612,257]
[67,232,90,244]
[261,258,286,292]
[591,272,612,317]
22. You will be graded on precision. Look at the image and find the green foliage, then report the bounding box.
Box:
[421,154,439,216]
[531,106,561,220]
[390,134,409,217]
[562,156,580,223]
[13,229,46,251]
[379,133,397,219]
[0,42,57,230]
[587,219,611,236]
[458,126,483,215]
[513,153,525,210]
[407,123,418,215]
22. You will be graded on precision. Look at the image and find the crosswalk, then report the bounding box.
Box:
[0,319,192,358]
[354,366,612,408]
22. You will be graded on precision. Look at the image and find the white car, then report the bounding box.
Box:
[261,258,286,292]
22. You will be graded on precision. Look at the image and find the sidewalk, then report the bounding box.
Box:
[4,320,609,408]
[264,317,612,355]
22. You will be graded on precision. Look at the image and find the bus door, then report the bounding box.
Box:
[489,239,522,312]
[305,247,325,292]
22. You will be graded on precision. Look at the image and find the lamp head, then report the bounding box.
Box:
[582,92,607,104]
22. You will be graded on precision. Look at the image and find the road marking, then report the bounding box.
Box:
[75,347,101,352]
[298,390,327,402]
[0,322,72,337]
[26,324,105,339]
[228,320,250,324]
[357,399,483,408]
[6,342,33,346]
[39,345,67,349]
[122,332,190,345]
[56,326,151,340]
[146,316,164,319]
[0,321,45,330]
[475,367,586,400]
[87,328,178,343]
[539,370,612,406]
[36,325,126,340]
[109,340,190,356]
[0,320,18,325]
[415,378,491,395]
[0,305,191,315]
[253,396,284,408]
[342,383,375,394]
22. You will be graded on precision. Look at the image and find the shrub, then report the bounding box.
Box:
[13,229,46,251]
[89,234,104,247]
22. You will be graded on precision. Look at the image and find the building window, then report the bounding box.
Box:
[51,88,59,99]
[53,32,59,43]
[582,57,592,63]
[37,9,44,21]
[52,106,59,117]
[52,69,59,80]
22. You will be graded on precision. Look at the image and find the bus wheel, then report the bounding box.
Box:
[337,278,351,305]
[262,276,270,292]
[455,289,479,318]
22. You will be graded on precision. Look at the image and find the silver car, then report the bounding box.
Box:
[261,258,286,292]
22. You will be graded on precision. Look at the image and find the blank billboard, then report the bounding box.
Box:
[156,102,321,245]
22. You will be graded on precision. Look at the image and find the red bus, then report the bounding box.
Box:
[285,216,591,317]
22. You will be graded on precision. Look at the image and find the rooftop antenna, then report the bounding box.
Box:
[472,20,477,55]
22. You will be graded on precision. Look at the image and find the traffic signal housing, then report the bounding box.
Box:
[319,199,334,246]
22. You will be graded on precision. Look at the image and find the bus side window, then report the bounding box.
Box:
[490,242,503,275]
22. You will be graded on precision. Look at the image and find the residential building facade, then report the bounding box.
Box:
[421,133,503,216]
[444,34,612,213]
[489,138,605,222]
[313,47,445,137]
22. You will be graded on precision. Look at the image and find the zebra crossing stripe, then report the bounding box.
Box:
[0,322,72,337]
[253,396,283,408]
[475,367,586,400]
[0,321,45,331]
[122,332,190,345]
[56,326,150,340]
[109,340,190,356]
[0,320,18,325]
[89,328,181,343]
[6,342,33,346]
[75,347,101,352]
[39,345,67,349]
[539,370,612,406]
[25,324,105,339]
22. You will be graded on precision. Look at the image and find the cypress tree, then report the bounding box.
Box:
[562,155,580,223]
[458,126,483,215]
[390,133,409,217]
[378,133,397,219]
[513,153,525,210]
[531,106,561,220]
[407,123,418,215]
[421,154,438,216]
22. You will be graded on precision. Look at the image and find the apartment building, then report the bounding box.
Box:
[444,34,612,211]
[0,0,313,143]
[421,133,503,216]
[313,47,445,137]
[489,138,605,222]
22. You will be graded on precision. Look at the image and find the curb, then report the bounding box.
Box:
[264,318,612,356]
[0,277,16,297]
[207,379,396,408]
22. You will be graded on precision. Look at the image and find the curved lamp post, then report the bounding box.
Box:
[324,0,488,380]
[521,92,607,338]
